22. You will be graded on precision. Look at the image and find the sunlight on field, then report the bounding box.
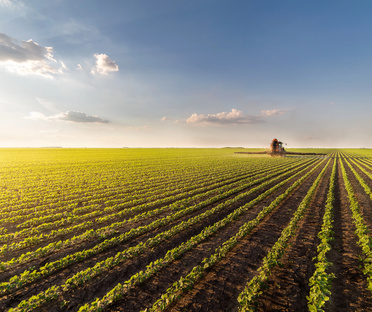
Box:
[1,148,372,311]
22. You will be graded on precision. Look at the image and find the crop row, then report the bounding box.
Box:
[0,157,300,233]
[6,158,322,311]
[340,156,372,292]
[237,157,331,311]
[139,159,327,312]
[0,158,310,271]
[0,153,260,214]
[306,155,337,311]
[0,161,253,224]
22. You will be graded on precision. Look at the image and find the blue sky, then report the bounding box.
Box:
[0,0,371,148]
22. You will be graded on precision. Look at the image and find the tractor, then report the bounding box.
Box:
[270,138,285,155]
[235,138,326,157]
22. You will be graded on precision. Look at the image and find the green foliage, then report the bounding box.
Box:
[141,158,327,312]
[340,156,372,294]
[307,157,337,311]
[5,148,372,312]
[238,157,331,311]
[1,149,306,310]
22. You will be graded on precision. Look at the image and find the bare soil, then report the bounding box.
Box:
[0,160,311,311]
[2,155,372,312]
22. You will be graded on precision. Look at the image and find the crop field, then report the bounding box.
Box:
[1,148,372,311]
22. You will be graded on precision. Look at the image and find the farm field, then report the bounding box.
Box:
[0,148,372,311]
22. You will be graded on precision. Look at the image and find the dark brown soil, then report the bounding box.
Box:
[3,154,372,312]
[151,159,327,312]
[254,157,372,311]
[0,159,311,311]
[325,158,372,311]
[254,158,334,311]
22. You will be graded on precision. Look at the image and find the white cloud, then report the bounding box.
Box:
[0,33,66,78]
[0,0,12,7]
[260,109,286,116]
[0,0,22,7]
[186,109,262,125]
[162,116,170,121]
[91,53,119,75]
[26,110,109,123]
[27,112,47,120]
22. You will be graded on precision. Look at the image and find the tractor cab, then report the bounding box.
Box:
[234,138,326,156]
[270,138,285,154]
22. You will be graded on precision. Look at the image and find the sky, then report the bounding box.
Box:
[0,0,372,148]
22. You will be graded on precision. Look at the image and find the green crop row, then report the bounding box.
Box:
[346,157,372,202]
[5,162,247,227]
[7,159,320,311]
[0,170,251,254]
[0,158,310,273]
[307,157,337,311]
[237,157,330,311]
[340,156,372,292]
[78,158,325,312]
[0,152,252,218]
[141,159,326,312]
[0,157,297,243]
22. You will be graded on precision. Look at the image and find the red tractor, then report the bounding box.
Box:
[270,138,285,154]
[235,138,326,157]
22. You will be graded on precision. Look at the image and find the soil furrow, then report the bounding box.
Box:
[35,161,317,312]
[253,158,333,311]
[325,157,372,311]
[0,162,310,311]
[152,160,327,312]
